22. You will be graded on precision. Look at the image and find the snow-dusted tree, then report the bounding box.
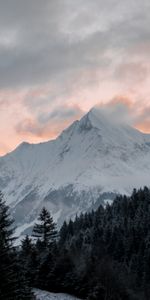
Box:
[32,207,57,246]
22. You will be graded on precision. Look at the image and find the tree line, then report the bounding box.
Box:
[1,187,150,299]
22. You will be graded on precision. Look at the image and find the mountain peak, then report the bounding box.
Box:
[19,141,30,148]
[78,106,124,133]
[88,106,128,128]
[13,141,31,153]
[78,113,93,132]
[0,105,150,237]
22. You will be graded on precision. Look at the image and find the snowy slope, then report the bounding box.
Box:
[34,289,80,300]
[0,107,150,236]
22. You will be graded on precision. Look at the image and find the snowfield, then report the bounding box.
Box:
[34,289,80,300]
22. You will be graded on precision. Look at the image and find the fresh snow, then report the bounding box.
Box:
[34,289,80,300]
[103,199,113,207]
[0,107,150,236]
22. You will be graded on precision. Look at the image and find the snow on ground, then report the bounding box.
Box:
[103,199,113,207]
[34,289,81,300]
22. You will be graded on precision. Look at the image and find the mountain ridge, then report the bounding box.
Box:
[0,107,150,237]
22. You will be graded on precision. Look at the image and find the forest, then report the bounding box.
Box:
[1,187,150,299]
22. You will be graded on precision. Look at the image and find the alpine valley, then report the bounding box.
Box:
[0,107,150,237]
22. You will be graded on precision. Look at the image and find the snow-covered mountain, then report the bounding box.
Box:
[0,107,150,236]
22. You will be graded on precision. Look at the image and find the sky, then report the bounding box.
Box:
[0,0,150,155]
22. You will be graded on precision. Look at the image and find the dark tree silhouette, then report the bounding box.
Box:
[0,192,34,299]
[32,207,57,247]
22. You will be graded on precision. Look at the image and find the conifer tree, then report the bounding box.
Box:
[0,192,34,299]
[32,207,57,247]
[0,191,17,299]
[59,220,68,245]
[19,235,39,287]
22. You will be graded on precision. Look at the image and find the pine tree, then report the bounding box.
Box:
[19,235,39,287]
[0,192,34,299]
[32,207,57,247]
[0,191,17,299]
[59,220,68,245]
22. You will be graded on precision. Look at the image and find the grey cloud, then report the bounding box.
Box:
[98,96,150,130]
[15,104,83,137]
[115,62,148,84]
[0,0,150,89]
[15,118,43,137]
[96,101,133,126]
[38,106,83,124]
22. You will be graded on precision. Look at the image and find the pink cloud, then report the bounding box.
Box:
[0,143,10,156]
[15,104,83,139]
[116,62,148,85]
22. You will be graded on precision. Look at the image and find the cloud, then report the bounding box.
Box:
[109,95,133,108]
[96,95,150,133]
[15,105,83,138]
[115,62,148,85]
[134,105,150,133]
[0,0,150,89]
[0,0,150,154]
[38,105,82,123]
[95,97,133,126]
[0,142,10,156]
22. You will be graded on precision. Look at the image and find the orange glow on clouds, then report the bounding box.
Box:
[136,123,150,134]
[0,81,150,156]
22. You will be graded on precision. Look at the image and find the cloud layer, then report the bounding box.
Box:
[0,0,150,154]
